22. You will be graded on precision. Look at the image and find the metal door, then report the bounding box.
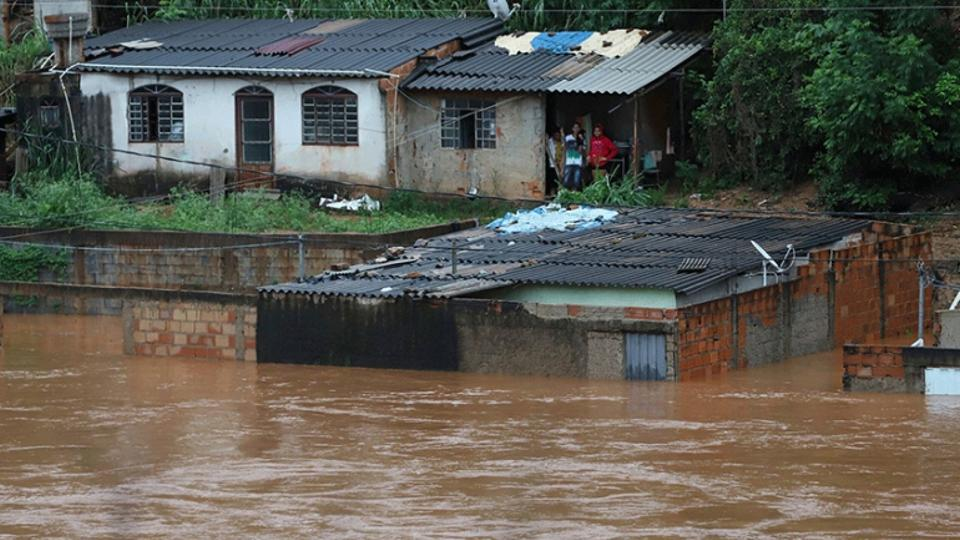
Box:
[625,333,667,380]
[235,86,274,189]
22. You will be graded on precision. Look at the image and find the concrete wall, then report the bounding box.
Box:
[936,310,960,348]
[257,293,679,379]
[398,92,546,200]
[0,223,472,308]
[78,73,389,190]
[677,230,932,381]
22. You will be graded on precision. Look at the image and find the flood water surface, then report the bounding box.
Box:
[2,315,960,538]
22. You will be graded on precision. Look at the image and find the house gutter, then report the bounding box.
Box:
[67,63,390,78]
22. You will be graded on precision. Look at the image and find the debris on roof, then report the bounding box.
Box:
[256,35,326,56]
[260,208,874,301]
[485,204,618,235]
[405,31,709,95]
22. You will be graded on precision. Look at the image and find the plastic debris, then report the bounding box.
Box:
[486,204,618,235]
[319,193,381,212]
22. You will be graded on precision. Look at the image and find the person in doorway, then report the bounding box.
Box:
[545,128,564,190]
[562,134,583,191]
[588,123,619,179]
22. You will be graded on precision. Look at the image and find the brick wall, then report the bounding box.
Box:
[124,299,257,361]
[842,344,906,392]
[0,222,473,300]
[677,231,931,381]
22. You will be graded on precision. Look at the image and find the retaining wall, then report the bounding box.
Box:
[676,231,931,381]
[0,222,474,305]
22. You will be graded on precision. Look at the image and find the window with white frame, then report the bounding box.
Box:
[440,98,496,149]
[128,84,184,142]
[302,86,359,145]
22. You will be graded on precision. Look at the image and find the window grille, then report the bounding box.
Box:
[302,86,358,145]
[440,98,496,149]
[128,85,184,143]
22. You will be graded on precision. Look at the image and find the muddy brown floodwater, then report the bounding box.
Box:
[2,315,960,538]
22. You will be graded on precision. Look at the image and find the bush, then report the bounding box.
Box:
[554,174,665,208]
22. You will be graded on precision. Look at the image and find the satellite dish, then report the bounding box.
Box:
[487,0,518,21]
[750,241,794,286]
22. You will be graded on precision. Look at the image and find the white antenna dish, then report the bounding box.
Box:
[487,0,519,21]
[750,241,795,286]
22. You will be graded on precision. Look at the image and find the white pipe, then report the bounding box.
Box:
[950,290,960,311]
[66,63,390,78]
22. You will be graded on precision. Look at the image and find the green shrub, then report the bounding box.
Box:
[554,174,665,208]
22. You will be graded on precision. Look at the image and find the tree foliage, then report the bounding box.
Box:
[694,0,960,209]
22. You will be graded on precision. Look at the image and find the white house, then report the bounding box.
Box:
[20,17,502,195]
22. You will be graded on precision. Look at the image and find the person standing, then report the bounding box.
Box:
[562,134,583,191]
[545,129,563,190]
[588,123,619,179]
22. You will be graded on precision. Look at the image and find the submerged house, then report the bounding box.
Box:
[16,17,502,195]
[258,208,931,381]
[398,30,710,199]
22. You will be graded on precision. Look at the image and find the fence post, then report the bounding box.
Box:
[297,234,305,282]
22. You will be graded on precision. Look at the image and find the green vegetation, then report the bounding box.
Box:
[147,0,714,32]
[0,245,69,282]
[0,168,510,234]
[555,174,665,207]
[693,0,960,209]
[0,30,50,106]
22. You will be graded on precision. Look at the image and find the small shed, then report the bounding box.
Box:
[398,31,710,200]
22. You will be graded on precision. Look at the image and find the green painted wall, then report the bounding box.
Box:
[475,285,677,309]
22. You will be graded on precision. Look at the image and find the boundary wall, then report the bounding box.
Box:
[0,282,255,361]
[674,230,930,380]
[0,221,475,304]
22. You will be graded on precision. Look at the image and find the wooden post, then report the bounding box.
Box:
[1,0,11,45]
[209,167,226,204]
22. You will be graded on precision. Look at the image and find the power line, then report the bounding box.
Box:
[76,4,960,14]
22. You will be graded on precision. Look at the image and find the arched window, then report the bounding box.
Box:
[302,86,358,145]
[128,84,184,142]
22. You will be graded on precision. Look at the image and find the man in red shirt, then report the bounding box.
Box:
[587,124,619,178]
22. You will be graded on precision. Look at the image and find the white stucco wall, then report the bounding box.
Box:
[79,73,389,185]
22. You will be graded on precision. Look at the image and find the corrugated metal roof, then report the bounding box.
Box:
[81,18,504,78]
[404,31,710,95]
[260,208,872,299]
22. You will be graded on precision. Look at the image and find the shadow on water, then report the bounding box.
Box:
[1,314,957,538]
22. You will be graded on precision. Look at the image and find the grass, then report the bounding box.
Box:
[0,168,513,234]
[0,30,50,106]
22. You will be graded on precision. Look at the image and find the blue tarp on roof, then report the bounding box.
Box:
[530,31,592,54]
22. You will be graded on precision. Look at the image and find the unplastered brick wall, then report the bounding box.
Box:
[0,223,471,293]
[677,231,932,381]
[842,344,906,392]
[124,299,257,361]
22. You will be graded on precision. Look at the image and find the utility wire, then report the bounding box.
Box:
[75,4,960,14]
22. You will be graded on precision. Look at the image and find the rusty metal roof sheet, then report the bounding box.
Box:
[260,208,872,299]
[404,31,709,95]
[81,18,504,78]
